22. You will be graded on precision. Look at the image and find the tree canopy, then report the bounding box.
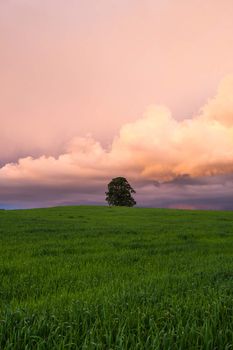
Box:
[105,177,136,207]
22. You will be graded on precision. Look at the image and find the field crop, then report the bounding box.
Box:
[0,206,233,349]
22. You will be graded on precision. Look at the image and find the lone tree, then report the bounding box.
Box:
[105,177,136,207]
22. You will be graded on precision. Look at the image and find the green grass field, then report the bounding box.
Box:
[0,206,233,349]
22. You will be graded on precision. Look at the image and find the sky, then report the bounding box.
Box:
[1,0,233,209]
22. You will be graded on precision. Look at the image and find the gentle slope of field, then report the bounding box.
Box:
[0,206,233,349]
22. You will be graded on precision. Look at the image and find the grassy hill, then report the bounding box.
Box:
[0,206,233,349]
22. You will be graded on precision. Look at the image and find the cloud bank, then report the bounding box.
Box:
[1,76,233,209]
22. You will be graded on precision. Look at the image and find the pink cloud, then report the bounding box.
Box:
[1,0,233,166]
[1,76,233,209]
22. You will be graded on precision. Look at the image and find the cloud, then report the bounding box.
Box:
[162,174,207,186]
[1,76,233,208]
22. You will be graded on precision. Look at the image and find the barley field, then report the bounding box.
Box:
[0,206,232,349]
